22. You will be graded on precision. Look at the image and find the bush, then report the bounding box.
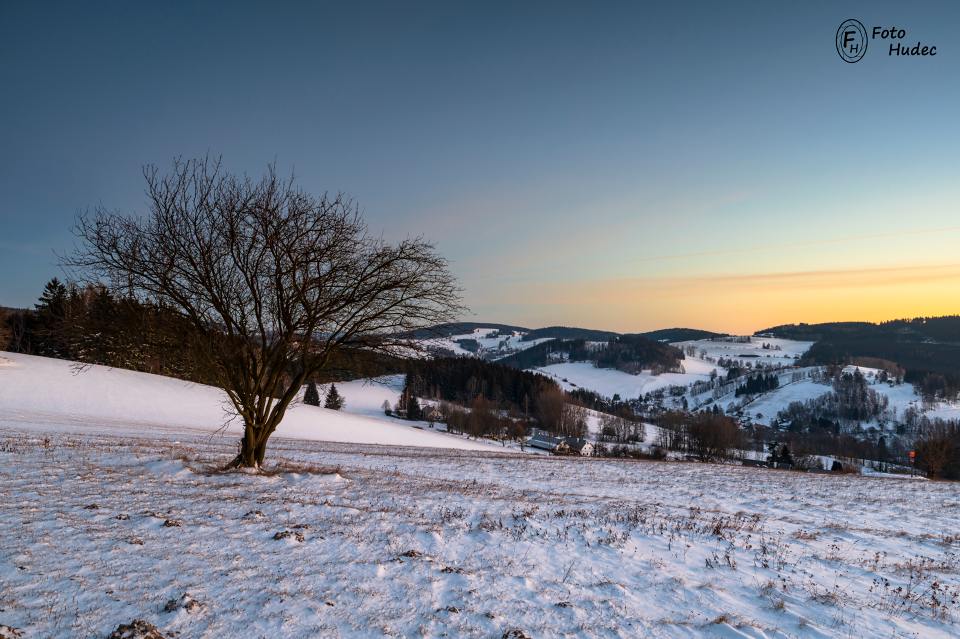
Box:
[914,424,960,479]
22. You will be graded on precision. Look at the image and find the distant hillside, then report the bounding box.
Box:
[756,322,876,341]
[401,322,530,340]
[760,316,960,344]
[519,326,620,342]
[759,316,960,398]
[499,334,683,375]
[640,327,724,343]
[408,323,719,345]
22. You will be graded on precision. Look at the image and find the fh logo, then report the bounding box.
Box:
[836,19,868,62]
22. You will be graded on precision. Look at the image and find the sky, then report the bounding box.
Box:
[1,1,958,334]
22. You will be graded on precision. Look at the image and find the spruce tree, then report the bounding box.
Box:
[324,384,344,410]
[34,278,69,357]
[304,380,321,406]
[407,395,422,420]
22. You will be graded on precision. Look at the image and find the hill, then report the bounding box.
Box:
[759,317,960,398]
[498,334,683,374]
[640,327,725,342]
[0,351,503,453]
[519,326,620,342]
[400,322,530,339]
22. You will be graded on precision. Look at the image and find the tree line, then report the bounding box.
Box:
[2,278,406,387]
[402,356,595,439]
[734,372,780,397]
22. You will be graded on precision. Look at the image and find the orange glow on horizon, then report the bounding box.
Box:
[467,263,960,334]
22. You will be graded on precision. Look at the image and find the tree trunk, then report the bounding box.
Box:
[254,435,268,467]
[230,423,269,469]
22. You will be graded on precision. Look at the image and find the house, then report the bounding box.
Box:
[526,430,594,456]
[564,437,594,457]
[527,430,566,453]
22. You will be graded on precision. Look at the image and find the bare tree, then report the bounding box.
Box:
[686,413,741,462]
[535,387,587,437]
[67,157,463,468]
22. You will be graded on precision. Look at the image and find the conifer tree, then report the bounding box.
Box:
[304,381,321,406]
[34,278,69,357]
[407,395,422,420]
[324,384,344,410]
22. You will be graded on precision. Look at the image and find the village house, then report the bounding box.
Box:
[527,430,594,456]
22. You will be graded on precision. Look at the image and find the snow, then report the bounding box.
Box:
[677,336,813,368]
[533,359,720,400]
[738,366,930,428]
[740,378,832,425]
[524,337,811,406]
[2,430,959,638]
[0,351,505,453]
[3,351,960,637]
[421,327,552,360]
[928,402,960,421]
[321,375,405,418]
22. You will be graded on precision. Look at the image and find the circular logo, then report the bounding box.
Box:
[836,19,868,63]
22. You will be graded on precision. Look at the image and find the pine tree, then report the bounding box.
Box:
[34,278,69,357]
[407,395,422,420]
[324,384,344,410]
[304,381,320,406]
[36,278,68,316]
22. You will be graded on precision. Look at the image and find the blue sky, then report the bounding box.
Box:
[1,2,958,332]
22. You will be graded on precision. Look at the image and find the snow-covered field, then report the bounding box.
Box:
[3,352,960,637]
[534,358,721,400]
[3,429,960,638]
[677,337,813,368]
[527,338,813,405]
[740,365,934,428]
[0,352,503,453]
[422,327,551,360]
[928,402,960,422]
[739,378,832,424]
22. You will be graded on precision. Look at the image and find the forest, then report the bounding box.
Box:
[404,356,558,415]
[1,279,404,386]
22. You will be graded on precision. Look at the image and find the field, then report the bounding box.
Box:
[3,351,960,638]
[535,358,721,399]
[676,337,813,368]
[3,429,960,638]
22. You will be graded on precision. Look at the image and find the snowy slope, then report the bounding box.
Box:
[534,357,721,400]
[739,378,832,424]
[0,352,505,453]
[422,327,552,359]
[677,336,813,367]
[319,375,405,417]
